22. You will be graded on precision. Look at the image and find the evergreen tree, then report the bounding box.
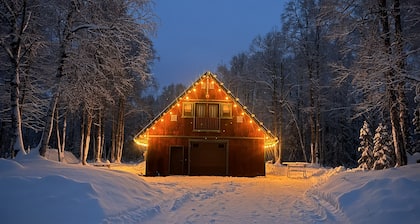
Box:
[357,121,374,170]
[373,123,395,170]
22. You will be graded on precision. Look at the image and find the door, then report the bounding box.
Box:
[169,146,184,175]
[189,141,227,176]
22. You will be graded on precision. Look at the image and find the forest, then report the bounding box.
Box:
[1,0,420,168]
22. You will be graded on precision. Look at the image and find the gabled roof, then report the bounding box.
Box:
[133,71,278,147]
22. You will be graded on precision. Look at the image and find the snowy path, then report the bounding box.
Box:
[139,175,339,224]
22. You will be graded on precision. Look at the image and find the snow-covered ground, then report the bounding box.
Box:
[1,150,419,224]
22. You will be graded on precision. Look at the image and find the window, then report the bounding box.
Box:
[221,103,232,118]
[182,102,193,117]
[236,116,243,123]
[194,103,220,131]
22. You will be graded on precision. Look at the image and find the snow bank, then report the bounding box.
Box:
[1,152,420,223]
[310,164,420,223]
[0,155,163,224]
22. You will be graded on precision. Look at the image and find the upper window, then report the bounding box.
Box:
[221,103,232,119]
[194,103,220,131]
[182,102,193,118]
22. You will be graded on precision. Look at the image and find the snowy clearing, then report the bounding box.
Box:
[1,151,419,224]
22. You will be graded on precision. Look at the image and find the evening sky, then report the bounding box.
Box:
[152,0,286,88]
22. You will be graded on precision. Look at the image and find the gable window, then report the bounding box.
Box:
[182,102,193,118]
[194,103,220,131]
[221,103,232,119]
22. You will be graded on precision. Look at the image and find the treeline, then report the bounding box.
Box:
[0,0,157,163]
[216,0,420,167]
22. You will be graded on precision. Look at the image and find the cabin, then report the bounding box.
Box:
[134,71,278,176]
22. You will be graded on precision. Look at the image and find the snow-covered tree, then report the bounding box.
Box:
[36,0,156,163]
[357,121,374,170]
[0,0,51,157]
[325,0,419,166]
[373,123,395,170]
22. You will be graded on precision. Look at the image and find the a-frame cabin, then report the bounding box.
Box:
[134,71,278,176]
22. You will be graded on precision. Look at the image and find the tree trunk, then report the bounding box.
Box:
[61,114,67,160]
[56,109,66,162]
[115,99,125,163]
[10,66,26,157]
[110,109,117,163]
[95,110,103,162]
[82,110,93,165]
[378,0,407,166]
[80,109,85,163]
[393,0,408,165]
[39,93,59,156]
[56,108,62,162]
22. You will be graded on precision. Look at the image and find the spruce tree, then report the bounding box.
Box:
[357,121,374,170]
[373,123,395,169]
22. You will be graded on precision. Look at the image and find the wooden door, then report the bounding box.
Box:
[169,146,184,175]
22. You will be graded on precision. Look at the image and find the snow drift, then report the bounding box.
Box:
[0,151,419,223]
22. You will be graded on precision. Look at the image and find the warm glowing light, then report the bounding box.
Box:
[160,118,164,122]
[177,103,180,107]
[225,97,228,100]
[249,120,253,124]
[258,128,261,131]
[134,138,148,147]
[193,88,196,91]
[241,112,245,115]
[218,89,221,92]
[186,96,189,100]
[264,142,277,148]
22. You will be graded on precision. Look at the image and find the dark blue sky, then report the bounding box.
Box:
[152,0,286,88]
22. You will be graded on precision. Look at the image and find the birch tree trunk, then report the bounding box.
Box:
[10,66,26,157]
[82,110,93,165]
[95,110,103,162]
[115,99,125,163]
[80,109,85,163]
[39,93,58,156]
[56,108,62,162]
[55,109,66,162]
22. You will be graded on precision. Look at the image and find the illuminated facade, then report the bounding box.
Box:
[134,71,278,176]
